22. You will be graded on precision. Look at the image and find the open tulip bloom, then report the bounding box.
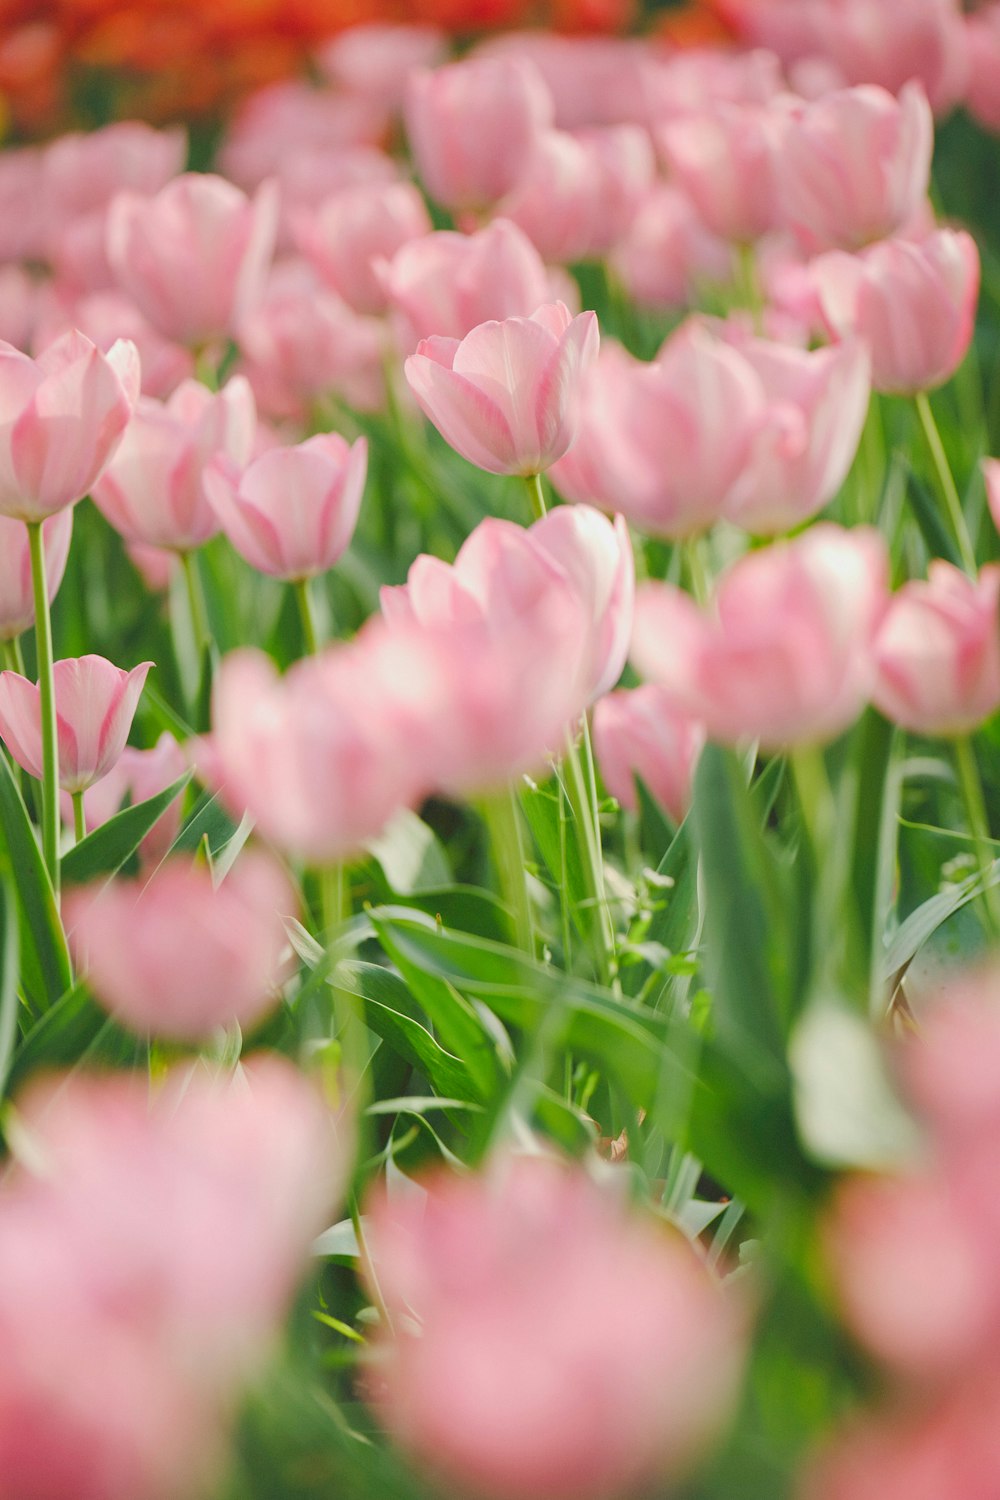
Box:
[9,18,1000,1500]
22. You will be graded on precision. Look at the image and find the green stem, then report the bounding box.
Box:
[179,549,211,656]
[563,723,617,989]
[914,391,977,575]
[294,577,321,655]
[684,536,711,607]
[320,863,348,940]
[71,790,86,846]
[737,242,765,335]
[480,787,534,955]
[27,521,59,899]
[954,735,1000,938]
[524,472,547,521]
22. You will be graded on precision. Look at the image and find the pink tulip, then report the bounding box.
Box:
[611,183,735,313]
[59,731,187,861]
[107,173,279,346]
[593,686,704,823]
[126,542,176,593]
[776,83,933,253]
[219,80,385,193]
[41,122,185,231]
[404,302,598,476]
[294,181,431,316]
[91,376,256,552]
[0,146,47,264]
[497,125,655,265]
[872,563,1000,736]
[984,457,1000,535]
[474,33,661,131]
[657,101,787,244]
[0,654,151,794]
[814,228,980,394]
[404,56,553,213]
[33,286,194,399]
[0,1053,343,1500]
[0,330,139,523]
[66,851,296,1040]
[317,23,448,110]
[631,525,889,750]
[364,1152,744,1500]
[966,6,1000,133]
[0,265,43,352]
[205,433,367,582]
[0,511,73,642]
[379,219,553,351]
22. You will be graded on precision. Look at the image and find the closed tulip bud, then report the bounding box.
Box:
[0,330,139,523]
[814,228,979,394]
[60,731,187,861]
[593,686,704,823]
[294,181,431,317]
[657,100,787,244]
[0,654,151,794]
[206,433,367,582]
[0,511,73,642]
[404,302,598,476]
[32,287,194,400]
[107,173,278,346]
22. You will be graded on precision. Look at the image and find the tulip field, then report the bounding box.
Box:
[4,1,1000,1496]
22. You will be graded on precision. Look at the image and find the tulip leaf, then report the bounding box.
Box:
[519,773,588,936]
[61,772,192,888]
[5,980,139,1097]
[0,752,72,1011]
[0,870,20,1097]
[366,808,451,895]
[169,788,239,857]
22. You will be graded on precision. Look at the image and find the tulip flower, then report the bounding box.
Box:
[91,376,256,553]
[364,1152,745,1500]
[404,56,553,213]
[317,23,447,112]
[657,101,787,244]
[106,173,279,346]
[0,654,151,794]
[593,686,705,823]
[966,6,1000,134]
[631,525,889,750]
[984,457,1000,535]
[0,330,139,524]
[611,183,735,313]
[0,511,73,643]
[66,851,297,1040]
[814,228,980,395]
[32,286,194,399]
[294,181,431,316]
[60,731,187,860]
[404,302,599,476]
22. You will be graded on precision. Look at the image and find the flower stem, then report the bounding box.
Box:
[525,472,547,521]
[563,721,618,990]
[954,735,1000,939]
[179,549,210,657]
[71,790,86,846]
[480,787,534,955]
[294,577,321,655]
[26,521,59,898]
[914,391,977,575]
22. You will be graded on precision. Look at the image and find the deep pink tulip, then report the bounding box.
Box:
[0,1054,343,1500]
[379,219,553,350]
[365,1152,744,1500]
[497,125,655,265]
[66,851,297,1040]
[91,375,256,552]
[294,181,431,316]
[404,302,598,476]
[657,101,787,244]
[966,6,1000,133]
[871,563,1000,736]
[631,525,889,750]
[0,654,151,794]
[404,56,553,213]
[107,173,279,346]
[593,686,704,823]
[611,183,735,313]
[206,433,367,582]
[0,330,139,523]
[814,227,980,394]
[776,83,933,253]
[60,731,187,861]
[0,511,73,642]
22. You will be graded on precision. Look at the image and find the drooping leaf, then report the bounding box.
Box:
[62,772,191,887]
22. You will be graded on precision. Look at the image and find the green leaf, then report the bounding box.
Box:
[519,773,588,934]
[0,752,71,1010]
[0,869,20,1096]
[6,981,139,1095]
[169,788,239,857]
[367,809,452,894]
[61,772,191,887]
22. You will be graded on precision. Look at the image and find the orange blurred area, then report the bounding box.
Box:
[0,0,637,136]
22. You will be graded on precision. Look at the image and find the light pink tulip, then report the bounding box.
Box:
[0,330,139,523]
[593,686,704,823]
[497,125,655,265]
[379,219,553,350]
[966,6,1000,133]
[404,302,598,476]
[206,433,367,582]
[59,731,187,861]
[814,228,980,394]
[984,457,1000,536]
[776,83,934,253]
[0,1054,343,1500]
[32,286,194,399]
[91,375,256,552]
[404,56,553,213]
[365,1152,744,1500]
[66,851,296,1040]
[219,80,385,192]
[294,181,431,317]
[631,525,889,750]
[611,183,735,313]
[657,101,787,244]
[475,33,662,131]
[317,23,448,109]
[0,265,43,352]
[126,542,177,593]
[0,654,151,794]
[872,563,1000,736]
[0,511,73,642]
[41,122,185,230]
[107,173,278,346]
[0,146,47,264]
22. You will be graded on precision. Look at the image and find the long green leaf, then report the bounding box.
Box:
[61,772,191,887]
[0,752,71,1010]
[0,868,20,1096]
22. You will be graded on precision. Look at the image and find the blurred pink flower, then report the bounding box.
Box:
[219,80,386,192]
[316,23,448,112]
[33,287,194,399]
[294,181,431,317]
[610,183,735,313]
[364,1152,745,1500]
[657,101,787,244]
[0,511,73,643]
[404,302,598,476]
[966,5,1000,133]
[593,685,704,823]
